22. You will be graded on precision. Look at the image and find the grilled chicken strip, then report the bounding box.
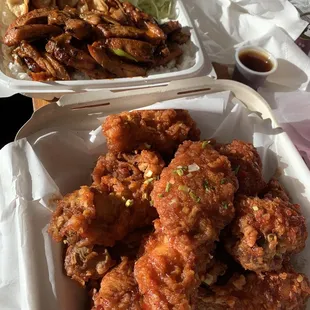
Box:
[4,24,63,47]
[105,38,154,62]
[7,8,50,30]
[122,2,166,43]
[154,43,183,67]
[48,8,78,26]
[169,29,191,45]
[97,24,145,39]
[65,19,93,40]
[14,41,70,81]
[160,21,182,35]
[88,42,147,77]
[43,52,71,80]
[46,34,97,71]
[46,34,112,79]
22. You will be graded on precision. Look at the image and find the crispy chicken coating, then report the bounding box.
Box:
[92,257,142,310]
[135,226,208,310]
[196,267,310,310]
[64,244,115,286]
[48,150,164,247]
[151,140,238,242]
[225,196,307,272]
[202,258,228,286]
[215,140,266,196]
[102,110,201,158]
[64,227,151,287]
[260,178,290,202]
[135,141,238,309]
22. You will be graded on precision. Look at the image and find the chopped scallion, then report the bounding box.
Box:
[125,199,134,207]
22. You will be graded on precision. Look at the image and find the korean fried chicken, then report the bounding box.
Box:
[92,257,142,310]
[64,244,115,286]
[196,267,310,310]
[134,141,238,309]
[260,178,290,202]
[48,150,164,247]
[135,225,207,310]
[215,140,266,196]
[64,227,151,287]
[151,140,238,241]
[102,109,201,158]
[225,195,307,273]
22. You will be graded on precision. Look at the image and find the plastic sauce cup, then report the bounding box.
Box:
[232,46,278,90]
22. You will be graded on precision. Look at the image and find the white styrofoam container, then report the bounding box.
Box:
[0,0,213,99]
[11,76,310,310]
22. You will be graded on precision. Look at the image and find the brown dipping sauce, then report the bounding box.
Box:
[239,50,273,72]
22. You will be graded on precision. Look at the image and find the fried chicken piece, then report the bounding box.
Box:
[202,258,228,286]
[88,41,147,77]
[109,226,153,259]
[4,24,63,47]
[92,150,164,186]
[92,151,164,227]
[135,141,238,309]
[135,227,208,310]
[151,141,238,241]
[48,151,164,247]
[102,109,201,158]
[64,244,115,286]
[92,257,142,310]
[260,178,290,202]
[225,195,307,273]
[105,38,154,62]
[196,268,310,310]
[48,185,138,246]
[215,140,266,196]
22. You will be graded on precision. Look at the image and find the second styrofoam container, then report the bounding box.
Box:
[0,0,213,99]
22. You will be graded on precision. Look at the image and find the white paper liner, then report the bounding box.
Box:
[1,91,310,309]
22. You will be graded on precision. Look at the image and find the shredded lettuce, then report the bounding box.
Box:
[123,0,175,20]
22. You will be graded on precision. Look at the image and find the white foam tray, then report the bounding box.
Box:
[0,0,213,99]
[9,76,310,310]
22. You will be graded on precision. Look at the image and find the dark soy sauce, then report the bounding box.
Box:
[239,50,273,72]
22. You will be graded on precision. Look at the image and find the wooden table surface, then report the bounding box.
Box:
[32,62,231,111]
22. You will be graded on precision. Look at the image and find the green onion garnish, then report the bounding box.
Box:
[125,199,134,207]
[234,165,240,174]
[222,202,228,209]
[189,191,201,203]
[202,140,210,149]
[178,185,190,192]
